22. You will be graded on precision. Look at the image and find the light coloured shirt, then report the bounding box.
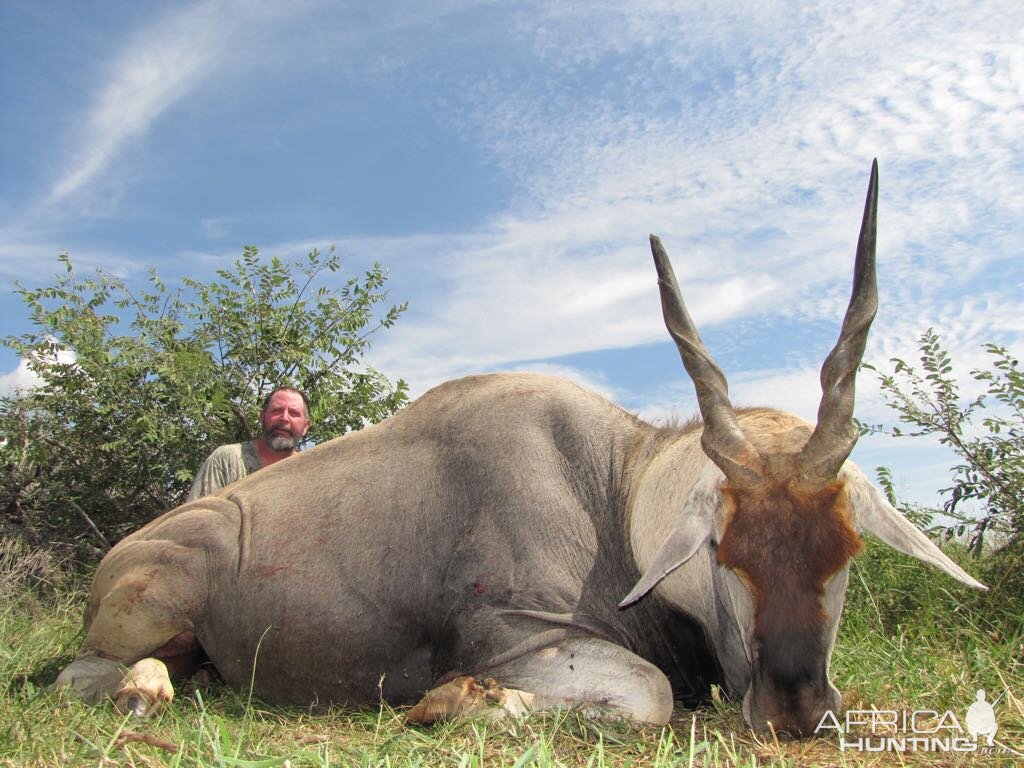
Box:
[187,441,263,500]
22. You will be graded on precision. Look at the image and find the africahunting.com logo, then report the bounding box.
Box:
[814,689,1022,756]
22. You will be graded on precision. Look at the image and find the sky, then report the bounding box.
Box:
[1,0,1022,513]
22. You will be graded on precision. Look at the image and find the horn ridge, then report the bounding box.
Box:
[650,234,762,486]
[799,160,879,483]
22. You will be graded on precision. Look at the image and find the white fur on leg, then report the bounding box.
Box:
[114,658,174,717]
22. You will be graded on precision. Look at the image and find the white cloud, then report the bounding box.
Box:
[0,345,78,397]
[0,359,44,397]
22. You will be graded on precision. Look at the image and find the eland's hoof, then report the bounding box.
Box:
[407,675,535,724]
[52,656,126,705]
[113,658,174,718]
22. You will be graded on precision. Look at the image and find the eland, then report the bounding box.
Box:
[55,161,983,737]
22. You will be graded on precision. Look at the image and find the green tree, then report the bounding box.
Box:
[1,247,407,556]
[861,329,1024,555]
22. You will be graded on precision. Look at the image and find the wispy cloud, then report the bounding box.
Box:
[200,217,235,240]
[46,3,221,206]
[352,0,1024,391]
[43,0,316,210]
[113,0,1022,409]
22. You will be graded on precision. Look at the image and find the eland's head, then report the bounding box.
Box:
[622,161,984,737]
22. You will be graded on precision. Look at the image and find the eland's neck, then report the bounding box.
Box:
[624,427,751,696]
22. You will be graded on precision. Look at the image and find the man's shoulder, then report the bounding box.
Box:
[205,443,246,461]
[188,442,257,500]
[200,443,261,473]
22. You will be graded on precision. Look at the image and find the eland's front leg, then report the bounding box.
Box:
[408,637,673,725]
[53,537,209,716]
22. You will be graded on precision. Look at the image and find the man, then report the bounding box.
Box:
[187,386,311,500]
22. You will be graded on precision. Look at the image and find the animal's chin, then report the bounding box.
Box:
[751,719,817,740]
[742,683,841,740]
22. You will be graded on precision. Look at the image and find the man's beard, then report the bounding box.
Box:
[264,428,298,453]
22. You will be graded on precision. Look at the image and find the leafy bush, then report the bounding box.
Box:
[861,329,1024,554]
[1,247,407,556]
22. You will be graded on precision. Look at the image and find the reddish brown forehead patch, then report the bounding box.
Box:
[716,479,863,633]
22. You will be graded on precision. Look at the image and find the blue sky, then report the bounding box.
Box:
[2,1,1023,511]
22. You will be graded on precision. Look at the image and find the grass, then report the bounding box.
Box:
[2,538,1022,767]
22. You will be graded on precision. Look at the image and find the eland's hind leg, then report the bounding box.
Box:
[54,537,209,716]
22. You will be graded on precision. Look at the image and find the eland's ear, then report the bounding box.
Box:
[843,466,987,590]
[619,520,711,608]
[619,472,719,608]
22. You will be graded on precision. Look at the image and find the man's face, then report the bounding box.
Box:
[259,391,310,452]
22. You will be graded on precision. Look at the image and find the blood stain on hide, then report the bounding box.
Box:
[472,582,486,596]
[112,568,159,618]
[256,565,289,579]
